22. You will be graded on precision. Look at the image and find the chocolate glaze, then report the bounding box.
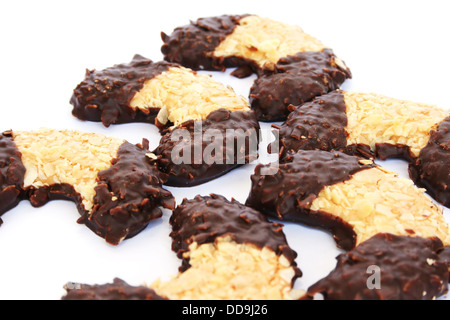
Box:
[170,194,301,280]
[438,246,450,280]
[409,117,450,207]
[71,55,176,127]
[0,131,26,223]
[278,90,349,155]
[27,183,84,212]
[375,143,416,162]
[161,15,251,72]
[154,109,260,187]
[249,50,351,122]
[62,278,167,300]
[0,133,175,245]
[80,141,175,245]
[246,150,375,250]
[308,233,448,300]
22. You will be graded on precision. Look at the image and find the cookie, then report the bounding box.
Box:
[71,55,174,128]
[63,195,304,300]
[71,54,250,129]
[151,194,303,300]
[71,55,259,186]
[161,15,248,73]
[246,150,450,250]
[277,90,449,207]
[0,129,174,245]
[161,14,351,121]
[249,49,351,121]
[154,108,259,186]
[62,278,167,300]
[307,233,448,300]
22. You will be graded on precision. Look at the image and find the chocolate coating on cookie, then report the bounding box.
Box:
[409,117,450,207]
[249,50,351,121]
[80,142,175,244]
[161,15,250,72]
[0,131,26,221]
[170,194,301,275]
[154,109,259,187]
[71,55,176,127]
[62,278,167,300]
[308,233,448,300]
[278,90,349,154]
[438,246,450,279]
[246,150,373,249]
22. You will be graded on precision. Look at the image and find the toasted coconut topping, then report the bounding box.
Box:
[130,66,250,127]
[344,91,449,157]
[13,129,125,212]
[213,15,325,70]
[310,167,450,246]
[151,236,304,300]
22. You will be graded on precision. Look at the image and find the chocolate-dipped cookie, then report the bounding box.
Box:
[154,108,259,186]
[307,233,448,300]
[71,54,250,129]
[71,55,174,128]
[161,14,351,121]
[71,55,259,187]
[0,129,174,245]
[62,278,167,300]
[151,194,303,300]
[246,150,450,250]
[277,90,450,207]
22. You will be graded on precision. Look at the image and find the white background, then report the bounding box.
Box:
[0,0,449,300]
